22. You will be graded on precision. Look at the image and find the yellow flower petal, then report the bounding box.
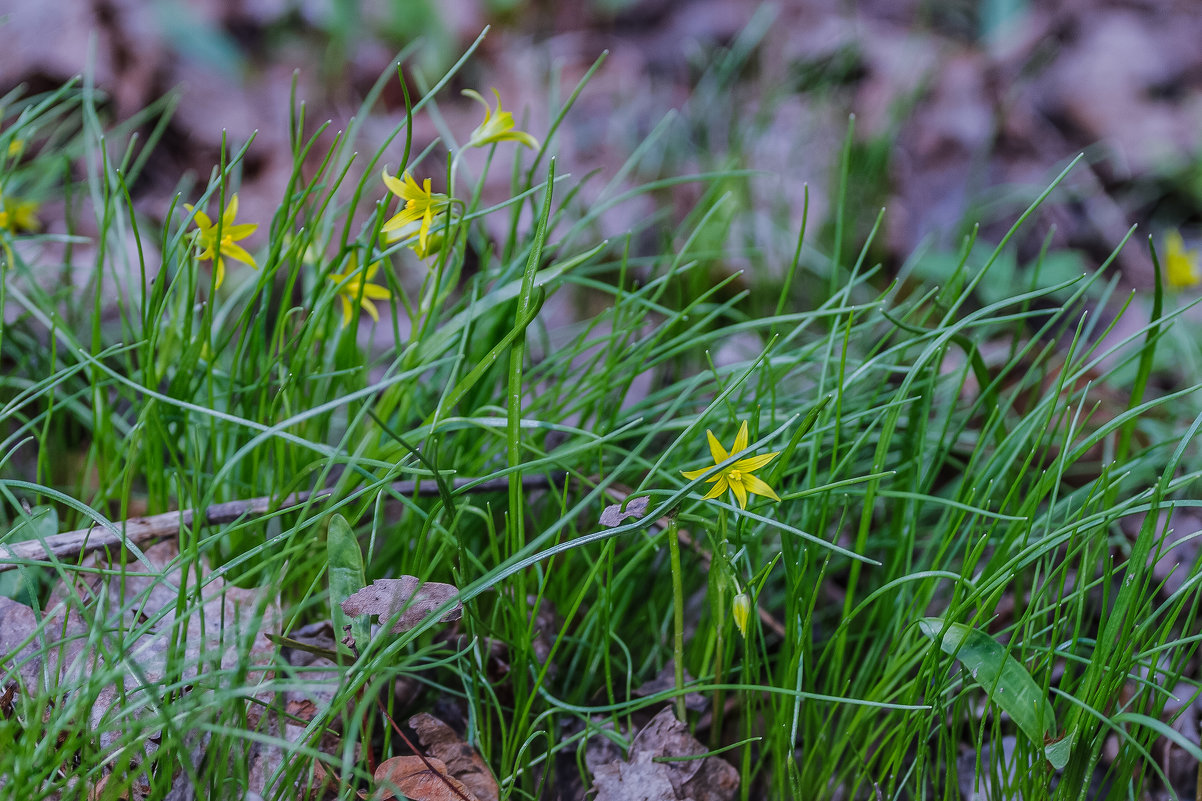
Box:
[1165,230,1201,290]
[381,168,408,198]
[734,452,778,472]
[702,476,729,500]
[221,242,257,267]
[224,223,258,239]
[741,473,780,502]
[222,195,240,227]
[729,478,749,509]
[192,208,213,229]
[731,420,749,455]
[705,429,728,464]
[382,208,421,232]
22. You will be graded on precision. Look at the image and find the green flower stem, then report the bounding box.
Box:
[712,507,728,746]
[667,511,686,721]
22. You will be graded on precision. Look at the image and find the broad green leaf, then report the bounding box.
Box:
[327,514,367,655]
[919,618,1055,750]
[1043,731,1074,770]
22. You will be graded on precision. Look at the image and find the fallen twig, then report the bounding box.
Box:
[0,474,552,573]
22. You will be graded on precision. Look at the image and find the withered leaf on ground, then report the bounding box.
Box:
[409,713,499,801]
[341,577,462,634]
[599,496,650,528]
[0,541,297,799]
[372,755,480,801]
[591,707,739,801]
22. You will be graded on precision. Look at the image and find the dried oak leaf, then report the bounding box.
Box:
[591,707,738,801]
[372,755,480,801]
[341,577,462,634]
[409,713,499,801]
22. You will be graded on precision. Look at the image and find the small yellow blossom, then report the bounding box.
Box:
[0,195,40,233]
[185,194,257,289]
[732,592,752,638]
[7,139,25,158]
[327,252,392,327]
[462,89,539,151]
[1165,231,1201,290]
[681,420,780,509]
[381,170,452,253]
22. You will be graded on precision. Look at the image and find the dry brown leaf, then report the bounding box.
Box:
[591,707,739,801]
[341,577,462,634]
[0,541,289,798]
[0,595,42,688]
[409,713,499,801]
[599,496,650,528]
[372,755,480,801]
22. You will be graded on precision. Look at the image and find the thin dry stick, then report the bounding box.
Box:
[0,475,551,574]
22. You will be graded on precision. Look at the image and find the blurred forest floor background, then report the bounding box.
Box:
[6,0,1202,300]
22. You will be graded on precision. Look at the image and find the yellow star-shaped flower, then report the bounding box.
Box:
[681,420,780,509]
[380,170,452,254]
[462,88,539,151]
[1165,230,1201,290]
[184,193,257,289]
[327,252,392,327]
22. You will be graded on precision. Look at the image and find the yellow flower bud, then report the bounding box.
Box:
[733,592,751,638]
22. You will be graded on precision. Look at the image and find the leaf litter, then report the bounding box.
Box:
[340,577,463,635]
[0,547,487,799]
[589,707,739,801]
[408,713,499,801]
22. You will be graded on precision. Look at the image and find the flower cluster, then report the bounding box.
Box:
[181,88,538,328]
[381,87,538,262]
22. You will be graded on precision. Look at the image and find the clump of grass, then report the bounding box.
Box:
[3,33,1202,801]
